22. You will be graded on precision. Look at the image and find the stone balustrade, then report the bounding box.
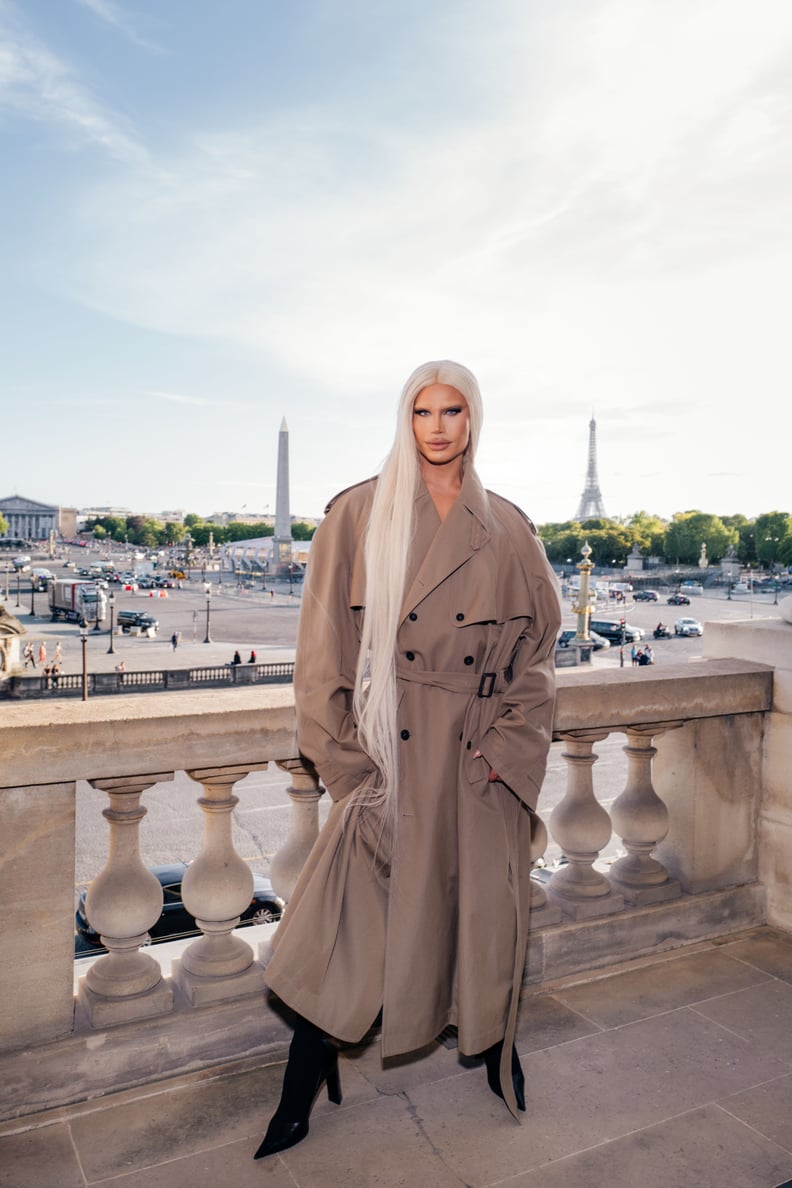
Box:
[1,620,790,1124]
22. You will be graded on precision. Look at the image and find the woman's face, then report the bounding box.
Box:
[412,383,471,469]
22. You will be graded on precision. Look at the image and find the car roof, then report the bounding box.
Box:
[150,862,189,885]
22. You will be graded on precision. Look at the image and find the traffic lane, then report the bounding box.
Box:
[561,591,782,669]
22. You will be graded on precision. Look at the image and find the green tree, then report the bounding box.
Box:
[663,512,734,566]
[291,521,317,541]
[0,514,8,536]
[92,524,107,540]
[754,512,792,568]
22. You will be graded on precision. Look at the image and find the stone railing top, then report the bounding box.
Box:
[553,657,772,735]
[0,658,773,789]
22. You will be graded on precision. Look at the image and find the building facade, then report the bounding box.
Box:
[0,495,60,542]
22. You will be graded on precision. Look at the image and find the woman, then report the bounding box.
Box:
[258,360,561,1159]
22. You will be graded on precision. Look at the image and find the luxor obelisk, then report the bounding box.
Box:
[273,417,293,575]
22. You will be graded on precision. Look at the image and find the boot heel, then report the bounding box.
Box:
[324,1045,343,1105]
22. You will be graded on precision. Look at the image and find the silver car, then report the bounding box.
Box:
[674,617,703,637]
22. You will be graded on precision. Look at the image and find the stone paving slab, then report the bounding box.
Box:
[5,928,792,1187]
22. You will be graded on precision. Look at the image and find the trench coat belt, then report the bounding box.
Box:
[394,663,507,697]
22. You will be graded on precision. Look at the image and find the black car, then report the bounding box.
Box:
[557,629,611,651]
[589,619,643,644]
[75,862,284,953]
[633,590,659,602]
[667,593,691,606]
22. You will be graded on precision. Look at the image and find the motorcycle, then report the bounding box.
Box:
[653,626,672,639]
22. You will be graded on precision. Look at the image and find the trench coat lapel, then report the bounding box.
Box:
[400,467,491,623]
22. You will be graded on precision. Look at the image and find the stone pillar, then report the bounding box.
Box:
[172,764,269,1006]
[0,781,77,1051]
[547,732,624,919]
[78,773,175,1027]
[268,759,325,902]
[608,725,682,905]
[528,809,563,926]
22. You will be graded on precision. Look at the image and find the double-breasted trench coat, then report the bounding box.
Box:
[265,466,561,1116]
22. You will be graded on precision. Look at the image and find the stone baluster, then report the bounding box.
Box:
[173,763,269,1006]
[548,732,624,919]
[528,808,562,926]
[608,724,682,904]
[78,773,175,1027]
[269,758,325,901]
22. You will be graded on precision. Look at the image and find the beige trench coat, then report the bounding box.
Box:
[265,466,561,1114]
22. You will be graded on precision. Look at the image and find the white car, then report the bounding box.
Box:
[675,617,703,637]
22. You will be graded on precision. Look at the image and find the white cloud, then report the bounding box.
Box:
[0,1,145,160]
[73,0,164,53]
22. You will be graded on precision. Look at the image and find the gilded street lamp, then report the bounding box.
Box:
[572,542,596,642]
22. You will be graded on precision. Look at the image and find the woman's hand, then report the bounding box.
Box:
[472,749,500,782]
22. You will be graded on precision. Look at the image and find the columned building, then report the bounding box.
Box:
[0,495,59,542]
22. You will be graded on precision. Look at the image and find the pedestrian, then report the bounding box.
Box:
[631,644,638,667]
[231,649,242,665]
[171,631,179,651]
[50,662,60,689]
[54,641,62,665]
[23,642,35,668]
[248,650,257,664]
[644,644,654,665]
[115,660,126,673]
[38,641,47,665]
[257,360,562,1159]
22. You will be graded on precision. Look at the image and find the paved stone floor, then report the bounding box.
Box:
[3,927,792,1187]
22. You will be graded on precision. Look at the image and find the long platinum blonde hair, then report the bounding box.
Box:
[351,360,484,828]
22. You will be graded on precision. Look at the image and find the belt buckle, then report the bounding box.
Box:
[477,671,496,698]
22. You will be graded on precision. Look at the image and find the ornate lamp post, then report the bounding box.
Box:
[572,542,596,642]
[93,584,102,631]
[29,576,36,617]
[204,585,212,643]
[80,629,88,701]
[107,591,116,654]
[16,569,21,607]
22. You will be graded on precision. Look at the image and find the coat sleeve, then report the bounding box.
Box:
[293,493,375,802]
[478,530,562,812]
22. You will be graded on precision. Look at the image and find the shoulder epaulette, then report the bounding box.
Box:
[324,476,377,515]
[485,489,538,535]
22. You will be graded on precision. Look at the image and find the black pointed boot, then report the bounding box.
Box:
[253,1015,342,1159]
[483,1039,526,1111]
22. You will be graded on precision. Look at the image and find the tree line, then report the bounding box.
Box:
[75,507,792,571]
[538,509,792,570]
[83,514,317,549]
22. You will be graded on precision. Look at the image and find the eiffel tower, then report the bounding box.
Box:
[575,415,607,520]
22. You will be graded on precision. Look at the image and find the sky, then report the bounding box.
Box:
[1,0,790,527]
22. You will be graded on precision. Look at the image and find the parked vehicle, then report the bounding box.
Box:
[49,579,107,626]
[75,862,285,952]
[12,555,31,572]
[589,619,644,644]
[557,629,611,651]
[674,617,704,637]
[634,590,659,602]
[117,609,159,634]
[667,593,691,606]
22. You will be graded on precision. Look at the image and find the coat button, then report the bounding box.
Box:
[405,651,415,661]
[466,740,472,750]
[464,655,474,665]
[456,612,465,621]
[400,729,410,741]
[409,612,418,621]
